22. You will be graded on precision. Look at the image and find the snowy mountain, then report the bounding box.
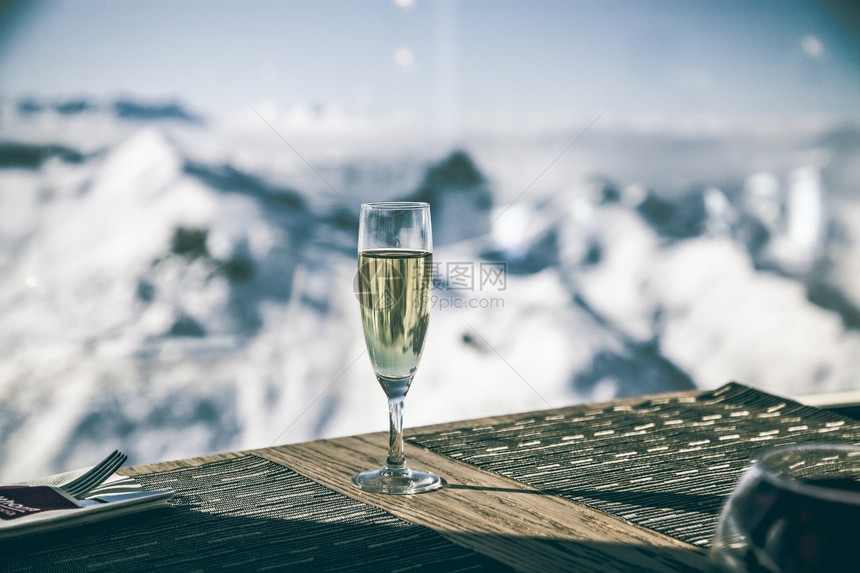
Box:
[1,97,859,481]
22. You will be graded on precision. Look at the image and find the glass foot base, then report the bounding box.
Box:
[351,466,443,495]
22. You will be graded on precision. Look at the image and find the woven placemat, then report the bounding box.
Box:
[409,382,860,548]
[1,455,507,572]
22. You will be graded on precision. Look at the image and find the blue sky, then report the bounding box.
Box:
[1,0,858,127]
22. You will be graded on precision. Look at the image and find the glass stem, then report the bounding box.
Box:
[386,396,406,469]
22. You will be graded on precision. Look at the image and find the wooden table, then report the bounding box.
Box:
[5,383,858,572]
[121,413,709,571]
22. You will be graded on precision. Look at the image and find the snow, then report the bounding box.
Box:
[652,238,860,393]
[571,204,662,342]
[1,97,859,482]
[825,198,860,309]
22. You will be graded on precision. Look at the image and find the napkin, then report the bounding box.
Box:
[0,486,80,520]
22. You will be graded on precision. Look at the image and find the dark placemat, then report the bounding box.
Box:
[1,455,508,572]
[409,382,860,548]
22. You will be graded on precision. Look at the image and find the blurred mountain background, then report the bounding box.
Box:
[0,0,858,480]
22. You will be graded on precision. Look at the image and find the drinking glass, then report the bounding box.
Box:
[710,443,860,572]
[351,202,442,494]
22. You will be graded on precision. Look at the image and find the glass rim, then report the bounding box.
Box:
[755,443,860,505]
[361,201,429,210]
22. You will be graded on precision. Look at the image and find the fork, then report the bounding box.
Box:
[60,450,128,499]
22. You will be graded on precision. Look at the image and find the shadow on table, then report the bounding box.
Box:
[0,505,711,572]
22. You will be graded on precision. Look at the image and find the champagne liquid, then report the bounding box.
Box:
[358,249,432,397]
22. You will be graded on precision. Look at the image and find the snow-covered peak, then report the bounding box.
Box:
[89,128,181,201]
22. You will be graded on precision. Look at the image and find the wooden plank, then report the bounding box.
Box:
[259,432,710,573]
[800,390,860,410]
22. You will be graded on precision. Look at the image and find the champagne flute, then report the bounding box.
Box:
[351,201,442,494]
